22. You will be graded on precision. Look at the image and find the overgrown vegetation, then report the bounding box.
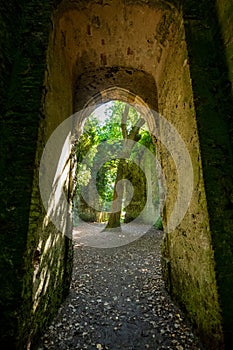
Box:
[73,100,160,228]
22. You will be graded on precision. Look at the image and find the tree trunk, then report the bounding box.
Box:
[104,104,145,231]
[104,158,125,230]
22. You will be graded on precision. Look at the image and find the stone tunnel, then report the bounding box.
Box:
[0,0,233,349]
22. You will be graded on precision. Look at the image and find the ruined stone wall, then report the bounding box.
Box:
[215,0,233,80]
[182,1,233,347]
[20,1,74,347]
[216,0,233,147]
[52,1,224,347]
[0,0,233,349]
[157,9,224,349]
[0,1,74,348]
[0,1,25,345]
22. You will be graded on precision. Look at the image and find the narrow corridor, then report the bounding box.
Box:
[38,226,203,350]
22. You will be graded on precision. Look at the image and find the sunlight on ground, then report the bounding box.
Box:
[72,222,154,249]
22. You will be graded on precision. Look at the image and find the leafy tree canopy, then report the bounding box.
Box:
[74,100,156,219]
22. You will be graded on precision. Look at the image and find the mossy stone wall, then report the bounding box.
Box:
[182,1,233,347]
[0,1,73,348]
[0,1,25,345]
[0,1,233,349]
[157,9,224,348]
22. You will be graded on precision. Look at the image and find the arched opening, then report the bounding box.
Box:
[2,0,233,348]
[26,0,224,347]
[72,90,164,248]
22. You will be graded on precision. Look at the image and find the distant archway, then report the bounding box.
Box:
[72,89,163,247]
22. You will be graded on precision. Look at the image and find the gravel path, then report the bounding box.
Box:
[38,224,204,350]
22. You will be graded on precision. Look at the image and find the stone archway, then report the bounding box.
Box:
[2,0,233,349]
[36,0,223,347]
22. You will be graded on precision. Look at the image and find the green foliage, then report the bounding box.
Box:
[75,127,98,188]
[96,159,118,208]
[74,100,156,221]
[154,216,163,230]
[139,130,156,152]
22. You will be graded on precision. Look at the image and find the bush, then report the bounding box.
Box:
[154,216,163,230]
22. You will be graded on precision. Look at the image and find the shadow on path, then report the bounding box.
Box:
[38,225,203,350]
